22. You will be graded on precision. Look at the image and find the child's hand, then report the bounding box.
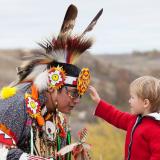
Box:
[89,85,100,104]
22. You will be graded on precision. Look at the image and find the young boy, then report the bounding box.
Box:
[89,76,160,160]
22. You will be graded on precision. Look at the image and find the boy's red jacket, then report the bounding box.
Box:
[95,100,160,160]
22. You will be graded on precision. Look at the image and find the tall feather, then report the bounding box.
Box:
[81,8,103,37]
[57,4,78,40]
[39,5,78,63]
[65,8,103,64]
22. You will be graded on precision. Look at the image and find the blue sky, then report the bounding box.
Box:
[0,0,160,54]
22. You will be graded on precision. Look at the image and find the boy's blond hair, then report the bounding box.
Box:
[130,76,160,112]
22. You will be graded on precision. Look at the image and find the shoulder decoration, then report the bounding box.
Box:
[25,94,40,118]
[25,85,45,126]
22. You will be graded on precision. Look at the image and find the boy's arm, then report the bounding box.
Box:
[95,99,134,130]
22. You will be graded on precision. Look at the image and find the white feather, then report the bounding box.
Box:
[34,70,49,92]
[52,50,67,63]
[57,142,80,156]
[26,64,47,80]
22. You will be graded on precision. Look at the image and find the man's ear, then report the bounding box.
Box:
[47,86,58,98]
[47,86,55,93]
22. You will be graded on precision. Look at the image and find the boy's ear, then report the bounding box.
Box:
[144,99,150,108]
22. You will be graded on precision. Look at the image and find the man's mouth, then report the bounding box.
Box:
[69,106,74,110]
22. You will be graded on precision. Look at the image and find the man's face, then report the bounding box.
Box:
[56,86,81,114]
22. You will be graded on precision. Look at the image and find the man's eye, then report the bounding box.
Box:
[69,90,77,94]
[70,92,77,96]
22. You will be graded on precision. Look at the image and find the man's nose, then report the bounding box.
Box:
[73,96,80,104]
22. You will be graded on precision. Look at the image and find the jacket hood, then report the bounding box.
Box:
[146,113,160,121]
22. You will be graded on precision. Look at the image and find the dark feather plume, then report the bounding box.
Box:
[81,8,103,37]
[66,36,93,64]
[35,5,102,65]
[37,40,53,53]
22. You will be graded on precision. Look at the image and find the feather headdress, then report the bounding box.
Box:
[11,4,103,95]
[37,4,103,64]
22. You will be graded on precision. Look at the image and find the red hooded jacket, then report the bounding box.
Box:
[95,100,160,160]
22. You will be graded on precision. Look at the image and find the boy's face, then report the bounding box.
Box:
[128,92,146,115]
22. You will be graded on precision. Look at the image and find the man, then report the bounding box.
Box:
[0,4,102,160]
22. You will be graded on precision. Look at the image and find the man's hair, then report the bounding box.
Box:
[130,76,160,112]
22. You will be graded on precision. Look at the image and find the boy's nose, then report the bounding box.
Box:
[128,98,131,104]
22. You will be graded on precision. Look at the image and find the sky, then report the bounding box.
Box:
[0,0,160,54]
